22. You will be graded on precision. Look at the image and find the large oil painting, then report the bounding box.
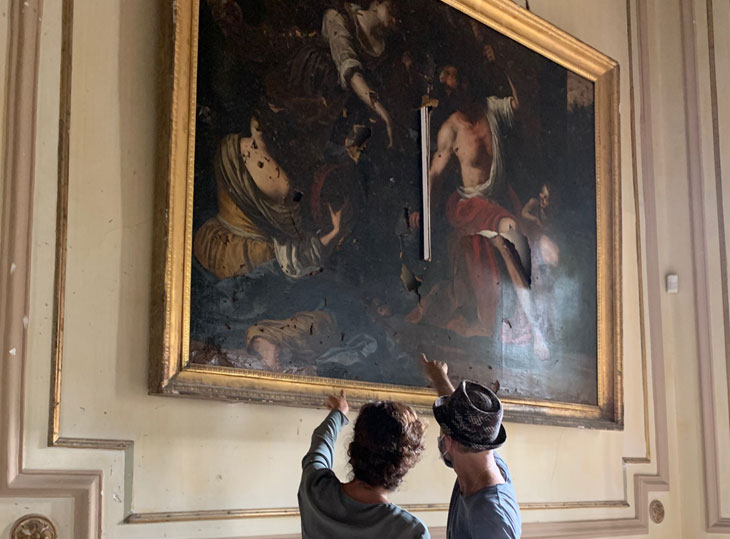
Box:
[152,0,622,427]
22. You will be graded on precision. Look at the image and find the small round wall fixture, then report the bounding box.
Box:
[649,499,665,524]
[10,514,57,539]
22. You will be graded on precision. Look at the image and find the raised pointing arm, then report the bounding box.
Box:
[301,391,349,474]
[420,354,456,397]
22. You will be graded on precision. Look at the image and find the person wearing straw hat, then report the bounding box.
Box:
[421,354,521,538]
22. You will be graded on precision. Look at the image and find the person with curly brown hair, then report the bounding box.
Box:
[298,390,430,538]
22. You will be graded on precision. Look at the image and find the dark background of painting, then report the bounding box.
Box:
[189,0,597,405]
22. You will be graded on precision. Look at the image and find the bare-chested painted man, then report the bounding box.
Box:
[409,64,549,360]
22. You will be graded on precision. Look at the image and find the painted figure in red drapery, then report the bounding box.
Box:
[408,63,549,360]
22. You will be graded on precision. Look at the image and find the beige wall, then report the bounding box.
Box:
[1,0,728,537]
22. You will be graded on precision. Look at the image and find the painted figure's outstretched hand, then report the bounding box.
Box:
[320,204,345,247]
[325,389,349,415]
[328,204,343,234]
[350,73,395,149]
[420,354,455,397]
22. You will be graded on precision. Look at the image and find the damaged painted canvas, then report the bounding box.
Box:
[151,0,622,428]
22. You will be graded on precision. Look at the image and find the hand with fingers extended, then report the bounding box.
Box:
[325,389,349,416]
[320,204,347,248]
[420,353,455,397]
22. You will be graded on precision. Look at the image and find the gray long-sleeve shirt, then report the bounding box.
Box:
[298,410,430,539]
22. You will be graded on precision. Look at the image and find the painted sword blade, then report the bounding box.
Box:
[420,106,432,261]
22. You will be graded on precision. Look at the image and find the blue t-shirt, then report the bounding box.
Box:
[298,410,430,539]
[446,453,521,538]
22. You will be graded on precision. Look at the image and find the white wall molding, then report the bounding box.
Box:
[0,1,102,537]
[682,0,730,531]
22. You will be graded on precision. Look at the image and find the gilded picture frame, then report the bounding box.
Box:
[150,0,622,428]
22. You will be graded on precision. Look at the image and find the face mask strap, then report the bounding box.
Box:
[437,434,454,469]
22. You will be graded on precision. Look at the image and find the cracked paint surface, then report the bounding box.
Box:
[184,0,599,405]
